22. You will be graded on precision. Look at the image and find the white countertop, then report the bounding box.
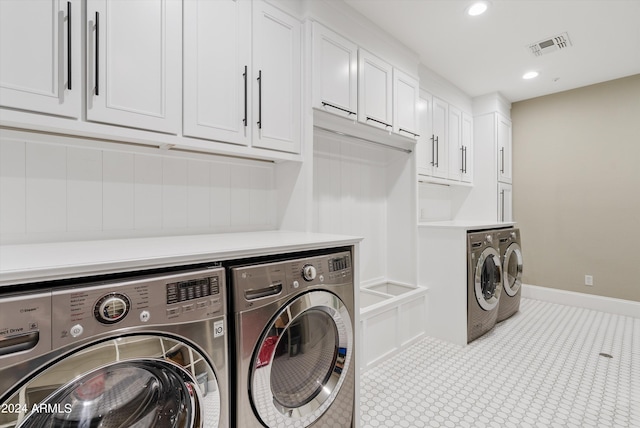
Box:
[417,220,515,230]
[0,231,362,287]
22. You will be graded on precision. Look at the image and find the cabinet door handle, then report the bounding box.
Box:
[500,147,505,174]
[435,136,439,167]
[501,189,505,221]
[321,102,356,116]
[243,65,247,127]
[460,146,465,173]
[94,11,99,96]
[398,128,420,138]
[366,116,392,129]
[430,135,435,166]
[67,2,72,90]
[257,70,262,129]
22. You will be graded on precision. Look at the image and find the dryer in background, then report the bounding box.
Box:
[229,248,355,427]
[497,228,523,322]
[0,266,229,428]
[467,230,503,343]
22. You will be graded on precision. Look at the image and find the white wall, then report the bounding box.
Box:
[0,129,277,244]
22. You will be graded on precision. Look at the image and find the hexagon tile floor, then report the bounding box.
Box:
[360,298,639,428]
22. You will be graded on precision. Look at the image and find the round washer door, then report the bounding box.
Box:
[1,335,220,428]
[475,247,503,311]
[250,290,353,428]
[503,242,523,297]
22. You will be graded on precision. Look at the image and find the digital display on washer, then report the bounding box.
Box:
[328,256,350,272]
[166,276,220,304]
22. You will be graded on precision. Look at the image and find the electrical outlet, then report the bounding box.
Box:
[585,275,594,286]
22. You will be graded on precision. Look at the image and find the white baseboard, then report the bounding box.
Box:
[522,284,640,319]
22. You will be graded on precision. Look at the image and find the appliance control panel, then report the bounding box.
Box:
[231,250,353,312]
[51,267,225,349]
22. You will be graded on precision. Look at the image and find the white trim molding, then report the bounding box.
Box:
[522,284,640,319]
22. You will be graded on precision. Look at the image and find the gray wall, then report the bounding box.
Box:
[512,74,640,302]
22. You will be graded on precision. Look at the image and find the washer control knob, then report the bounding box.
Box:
[302,264,317,282]
[292,280,300,289]
[95,293,130,324]
[510,231,517,239]
[486,234,493,244]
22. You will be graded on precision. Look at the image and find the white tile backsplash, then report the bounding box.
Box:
[26,143,66,233]
[0,138,26,235]
[0,132,277,243]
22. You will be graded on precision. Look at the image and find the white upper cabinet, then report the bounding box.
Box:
[416,92,433,176]
[86,0,182,134]
[312,22,358,119]
[393,69,419,139]
[252,1,301,153]
[0,0,81,118]
[497,113,512,183]
[461,112,473,183]
[448,107,473,183]
[447,105,463,182]
[183,0,251,146]
[358,49,393,131]
[431,96,449,179]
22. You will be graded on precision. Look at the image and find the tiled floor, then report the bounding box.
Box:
[360,298,639,428]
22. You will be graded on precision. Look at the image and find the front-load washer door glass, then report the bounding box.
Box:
[475,247,503,311]
[18,359,200,428]
[1,335,220,428]
[504,243,523,297]
[250,290,353,428]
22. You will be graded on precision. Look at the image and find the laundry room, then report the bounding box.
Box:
[1,1,639,427]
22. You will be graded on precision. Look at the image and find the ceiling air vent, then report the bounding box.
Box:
[528,32,572,57]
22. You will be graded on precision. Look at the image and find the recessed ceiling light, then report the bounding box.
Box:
[467,1,489,16]
[523,71,539,80]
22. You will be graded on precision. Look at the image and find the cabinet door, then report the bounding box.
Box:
[447,105,462,181]
[358,49,393,131]
[312,22,358,119]
[0,0,80,118]
[461,113,473,183]
[431,96,449,179]
[393,69,419,138]
[86,0,182,134]
[498,182,513,222]
[183,0,251,145]
[183,0,251,146]
[252,1,301,153]
[497,113,512,183]
[416,91,433,176]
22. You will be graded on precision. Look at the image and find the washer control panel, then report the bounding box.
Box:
[52,267,225,349]
[231,250,353,312]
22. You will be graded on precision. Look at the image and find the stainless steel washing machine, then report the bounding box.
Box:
[467,230,503,343]
[229,248,355,427]
[496,228,523,322]
[0,266,229,428]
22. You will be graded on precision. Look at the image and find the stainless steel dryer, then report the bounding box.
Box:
[496,228,523,322]
[229,248,355,427]
[467,230,503,343]
[0,266,229,428]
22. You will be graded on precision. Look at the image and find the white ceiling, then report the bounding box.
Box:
[343,0,640,102]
